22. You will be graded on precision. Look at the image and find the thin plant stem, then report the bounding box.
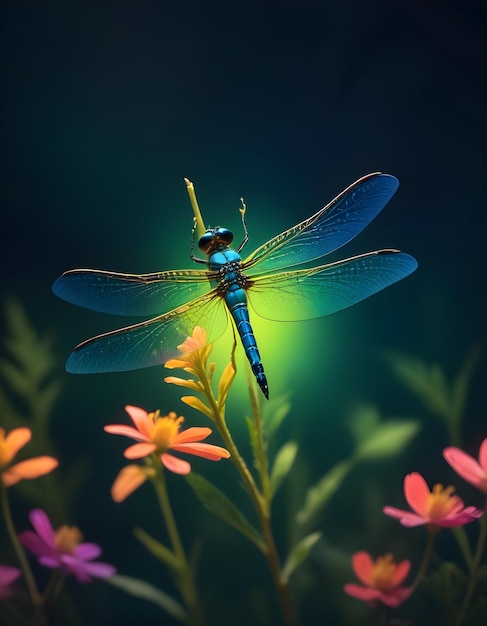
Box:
[152,459,205,626]
[454,501,487,626]
[0,482,40,606]
[410,525,438,592]
[41,569,64,621]
[198,368,297,626]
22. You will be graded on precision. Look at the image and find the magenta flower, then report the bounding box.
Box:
[19,509,116,583]
[443,437,487,494]
[383,472,483,528]
[344,551,411,607]
[0,564,21,599]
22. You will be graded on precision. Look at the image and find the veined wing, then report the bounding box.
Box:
[52,268,213,316]
[247,250,417,321]
[65,290,228,373]
[243,173,399,275]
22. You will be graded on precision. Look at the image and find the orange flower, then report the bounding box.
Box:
[110,464,156,502]
[0,427,58,487]
[104,405,230,475]
[165,326,214,381]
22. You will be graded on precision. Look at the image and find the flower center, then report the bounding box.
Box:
[54,525,83,553]
[425,483,459,521]
[370,554,398,591]
[151,412,184,451]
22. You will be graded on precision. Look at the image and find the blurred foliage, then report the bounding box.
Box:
[107,575,188,623]
[0,299,86,519]
[385,345,482,447]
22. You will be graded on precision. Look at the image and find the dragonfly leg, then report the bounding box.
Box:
[236,198,249,252]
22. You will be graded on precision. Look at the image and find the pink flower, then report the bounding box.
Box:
[19,509,116,583]
[443,438,487,494]
[383,472,483,528]
[0,564,21,599]
[104,405,230,475]
[344,552,411,607]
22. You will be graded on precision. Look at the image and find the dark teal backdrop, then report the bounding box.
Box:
[1,2,486,625]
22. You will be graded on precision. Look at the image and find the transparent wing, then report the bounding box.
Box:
[52,268,213,316]
[243,173,399,274]
[65,291,228,373]
[247,250,417,321]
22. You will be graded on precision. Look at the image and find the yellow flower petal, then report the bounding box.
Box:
[181,396,214,419]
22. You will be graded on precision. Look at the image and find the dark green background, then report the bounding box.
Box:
[1,1,486,625]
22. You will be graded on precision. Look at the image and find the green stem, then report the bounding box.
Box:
[199,371,297,626]
[41,569,64,620]
[454,501,487,626]
[152,459,204,626]
[0,482,40,607]
[410,525,438,592]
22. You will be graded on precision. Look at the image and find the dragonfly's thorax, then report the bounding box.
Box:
[207,248,249,294]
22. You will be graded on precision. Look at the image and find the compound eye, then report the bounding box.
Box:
[198,231,214,252]
[215,228,234,245]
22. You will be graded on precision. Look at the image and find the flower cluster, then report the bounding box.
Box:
[345,437,487,609]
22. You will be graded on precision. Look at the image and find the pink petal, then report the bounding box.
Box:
[351,552,373,586]
[104,424,148,442]
[173,427,212,444]
[379,586,411,607]
[74,543,102,561]
[344,583,380,603]
[404,472,430,516]
[170,442,230,460]
[5,428,31,459]
[124,405,154,439]
[443,446,487,493]
[38,555,62,568]
[392,560,411,586]
[161,453,191,475]
[29,509,55,546]
[0,565,21,586]
[383,506,426,527]
[479,438,487,472]
[19,530,51,557]
[124,442,156,459]
[440,507,483,527]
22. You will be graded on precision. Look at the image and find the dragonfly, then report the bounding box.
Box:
[52,172,417,399]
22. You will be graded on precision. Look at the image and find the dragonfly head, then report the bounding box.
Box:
[198,227,234,254]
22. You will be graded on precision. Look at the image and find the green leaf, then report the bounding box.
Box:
[245,415,259,464]
[386,351,450,413]
[355,419,421,460]
[106,575,189,623]
[347,406,380,445]
[297,460,352,527]
[270,441,298,498]
[283,532,321,580]
[186,472,264,550]
[451,345,482,429]
[423,561,467,613]
[262,396,292,441]
[133,527,179,571]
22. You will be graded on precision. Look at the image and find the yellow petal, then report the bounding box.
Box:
[181,396,214,419]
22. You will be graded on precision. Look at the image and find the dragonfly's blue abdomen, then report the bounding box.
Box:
[208,247,269,399]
